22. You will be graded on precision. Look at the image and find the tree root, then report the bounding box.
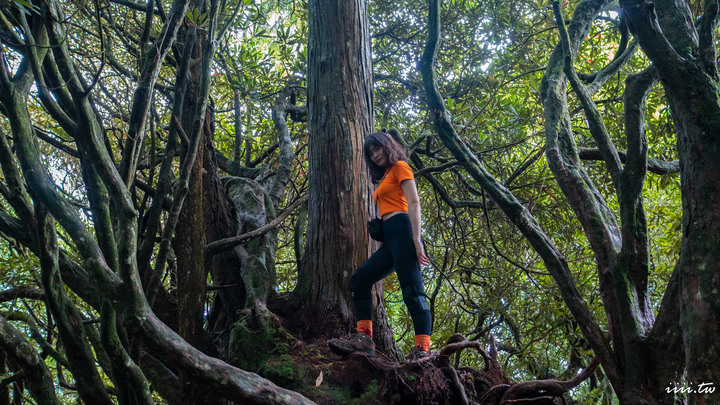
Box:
[439,333,491,371]
[502,396,556,404]
[318,334,510,404]
[433,335,601,405]
[267,329,597,405]
[434,355,470,405]
[479,356,601,405]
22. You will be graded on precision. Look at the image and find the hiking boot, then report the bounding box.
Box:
[406,345,429,361]
[328,332,375,356]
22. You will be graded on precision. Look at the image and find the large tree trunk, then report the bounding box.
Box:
[621,1,720,403]
[672,95,720,403]
[298,0,398,357]
[173,19,211,402]
[662,59,720,405]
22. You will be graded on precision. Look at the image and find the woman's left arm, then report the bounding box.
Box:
[401,179,430,267]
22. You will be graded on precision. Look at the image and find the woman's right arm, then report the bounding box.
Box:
[401,179,430,267]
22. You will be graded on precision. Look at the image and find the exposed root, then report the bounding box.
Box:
[240,320,596,405]
[478,356,601,405]
[439,334,491,371]
[480,384,511,404]
[306,334,510,404]
[502,396,556,404]
[434,354,469,405]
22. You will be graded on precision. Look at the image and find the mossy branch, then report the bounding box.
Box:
[421,0,618,389]
[206,194,309,257]
[553,1,623,185]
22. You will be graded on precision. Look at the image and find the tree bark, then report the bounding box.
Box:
[35,203,113,405]
[298,0,375,336]
[174,12,208,352]
[170,5,220,402]
[621,1,720,402]
[0,315,60,405]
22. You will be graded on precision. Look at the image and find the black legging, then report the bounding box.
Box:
[350,213,432,336]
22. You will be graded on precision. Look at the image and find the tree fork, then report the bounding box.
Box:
[554,4,658,401]
[420,0,619,390]
[622,0,720,401]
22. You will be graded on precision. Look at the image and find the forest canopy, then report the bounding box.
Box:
[0,0,717,404]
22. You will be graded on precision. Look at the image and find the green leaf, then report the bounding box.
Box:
[10,0,40,14]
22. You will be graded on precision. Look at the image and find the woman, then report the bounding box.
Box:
[329,132,433,360]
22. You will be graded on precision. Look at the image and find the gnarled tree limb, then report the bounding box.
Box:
[0,314,60,405]
[500,357,600,402]
[578,148,678,175]
[118,0,192,186]
[206,194,309,257]
[420,0,618,389]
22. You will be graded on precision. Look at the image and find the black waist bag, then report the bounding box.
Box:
[367,218,383,242]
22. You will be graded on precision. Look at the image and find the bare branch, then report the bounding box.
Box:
[501,357,600,401]
[439,340,491,372]
[579,147,678,175]
[118,0,192,186]
[34,126,79,157]
[107,0,163,15]
[82,0,107,97]
[504,146,545,186]
[269,86,296,203]
[584,12,639,95]
[15,9,77,134]
[0,287,44,303]
[139,0,155,55]
[206,194,309,257]
[413,160,460,177]
[0,126,34,223]
[136,17,198,285]
[392,131,486,210]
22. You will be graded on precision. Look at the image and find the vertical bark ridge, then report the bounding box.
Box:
[299,0,375,337]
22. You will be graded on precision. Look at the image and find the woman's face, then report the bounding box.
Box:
[368,144,389,168]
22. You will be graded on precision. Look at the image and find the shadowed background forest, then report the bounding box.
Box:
[1,0,717,404]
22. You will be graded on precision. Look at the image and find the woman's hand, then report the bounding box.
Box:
[414,239,430,267]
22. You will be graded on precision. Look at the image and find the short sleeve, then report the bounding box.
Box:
[392,161,414,183]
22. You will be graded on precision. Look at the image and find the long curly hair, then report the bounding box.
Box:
[363,132,407,183]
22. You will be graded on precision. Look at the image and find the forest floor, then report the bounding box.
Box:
[253,295,505,403]
[276,337,511,405]
[235,297,596,404]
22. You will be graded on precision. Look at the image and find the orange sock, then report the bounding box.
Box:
[357,320,373,339]
[414,334,431,352]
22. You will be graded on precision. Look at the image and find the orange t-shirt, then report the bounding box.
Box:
[373,161,414,216]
